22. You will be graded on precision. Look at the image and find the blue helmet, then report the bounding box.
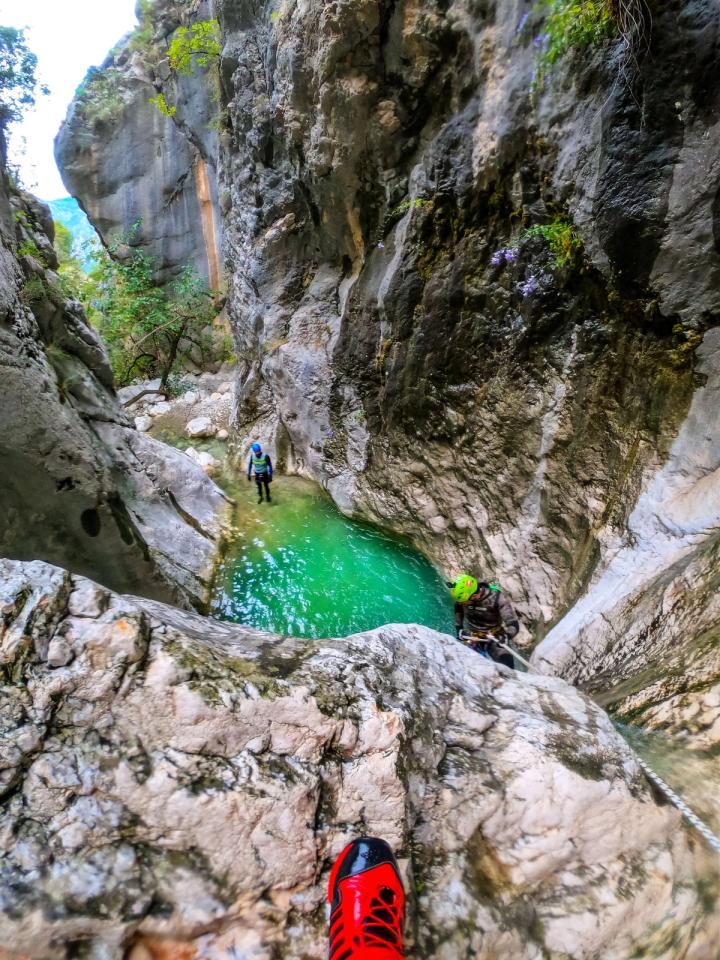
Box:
[252,443,262,454]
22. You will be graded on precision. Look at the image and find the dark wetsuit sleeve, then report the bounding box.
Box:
[266,454,273,478]
[247,456,253,480]
[499,594,520,639]
[454,602,465,632]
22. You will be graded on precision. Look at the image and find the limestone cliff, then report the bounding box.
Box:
[55,0,223,289]
[0,131,229,607]
[57,0,720,698]
[211,0,718,627]
[1,557,717,959]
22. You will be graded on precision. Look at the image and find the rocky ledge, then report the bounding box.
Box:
[0,134,230,608]
[1,558,716,960]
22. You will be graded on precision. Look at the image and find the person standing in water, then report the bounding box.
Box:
[247,442,273,503]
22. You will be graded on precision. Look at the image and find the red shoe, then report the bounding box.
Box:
[328,837,405,960]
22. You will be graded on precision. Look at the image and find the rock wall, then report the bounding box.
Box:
[55,0,223,288]
[1,557,716,960]
[0,131,229,607]
[212,0,717,633]
[533,329,720,747]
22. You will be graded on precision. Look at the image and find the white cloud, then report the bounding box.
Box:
[0,0,138,199]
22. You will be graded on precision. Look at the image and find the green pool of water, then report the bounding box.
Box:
[211,476,455,639]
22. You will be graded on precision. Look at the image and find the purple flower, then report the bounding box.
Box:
[491,246,518,268]
[518,275,539,298]
[533,32,549,50]
[516,12,529,34]
[377,242,385,250]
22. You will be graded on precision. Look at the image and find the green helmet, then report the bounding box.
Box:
[448,574,478,603]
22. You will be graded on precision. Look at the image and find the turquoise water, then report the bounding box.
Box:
[211,476,455,639]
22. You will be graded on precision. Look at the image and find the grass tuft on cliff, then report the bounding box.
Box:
[536,0,616,69]
[534,0,650,77]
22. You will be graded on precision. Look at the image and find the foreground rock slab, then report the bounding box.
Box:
[0,560,714,960]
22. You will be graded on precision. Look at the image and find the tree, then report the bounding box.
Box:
[0,26,48,126]
[81,229,219,388]
[54,221,88,298]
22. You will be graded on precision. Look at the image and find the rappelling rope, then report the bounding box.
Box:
[633,756,720,854]
[490,637,720,855]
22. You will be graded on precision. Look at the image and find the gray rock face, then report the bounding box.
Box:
[208,0,716,631]
[0,134,229,607]
[533,329,720,746]
[1,557,715,959]
[55,2,222,288]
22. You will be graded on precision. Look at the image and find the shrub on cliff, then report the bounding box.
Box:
[150,19,221,119]
[168,20,221,76]
[75,68,124,125]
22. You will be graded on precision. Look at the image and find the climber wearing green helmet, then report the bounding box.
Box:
[448,574,520,668]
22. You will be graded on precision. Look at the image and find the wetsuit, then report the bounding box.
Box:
[247,452,273,502]
[455,582,519,667]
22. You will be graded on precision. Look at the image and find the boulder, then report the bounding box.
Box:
[134,415,152,432]
[186,417,217,439]
[185,447,219,475]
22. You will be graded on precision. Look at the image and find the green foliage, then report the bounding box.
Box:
[150,18,221,118]
[535,0,616,73]
[45,344,80,404]
[82,224,219,387]
[149,93,177,117]
[165,373,195,397]
[217,333,236,363]
[270,10,284,23]
[17,238,45,262]
[129,0,155,52]
[523,219,582,267]
[0,26,49,126]
[207,107,230,132]
[76,68,124,125]
[375,197,432,245]
[168,20,221,76]
[20,276,46,304]
[54,221,87,298]
[391,198,430,218]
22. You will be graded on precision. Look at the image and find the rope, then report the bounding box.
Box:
[462,633,720,855]
[634,757,720,854]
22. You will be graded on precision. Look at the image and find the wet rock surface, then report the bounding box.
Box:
[0,134,229,608]
[1,558,716,960]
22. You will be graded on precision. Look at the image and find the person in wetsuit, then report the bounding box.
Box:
[247,442,273,503]
[448,574,520,668]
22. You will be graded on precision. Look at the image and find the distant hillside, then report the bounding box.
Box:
[46,197,98,271]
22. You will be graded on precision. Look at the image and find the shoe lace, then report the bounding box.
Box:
[330,885,403,960]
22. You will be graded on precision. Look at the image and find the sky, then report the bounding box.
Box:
[0,0,138,199]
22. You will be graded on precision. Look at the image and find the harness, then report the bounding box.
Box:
[252,453,269,474]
